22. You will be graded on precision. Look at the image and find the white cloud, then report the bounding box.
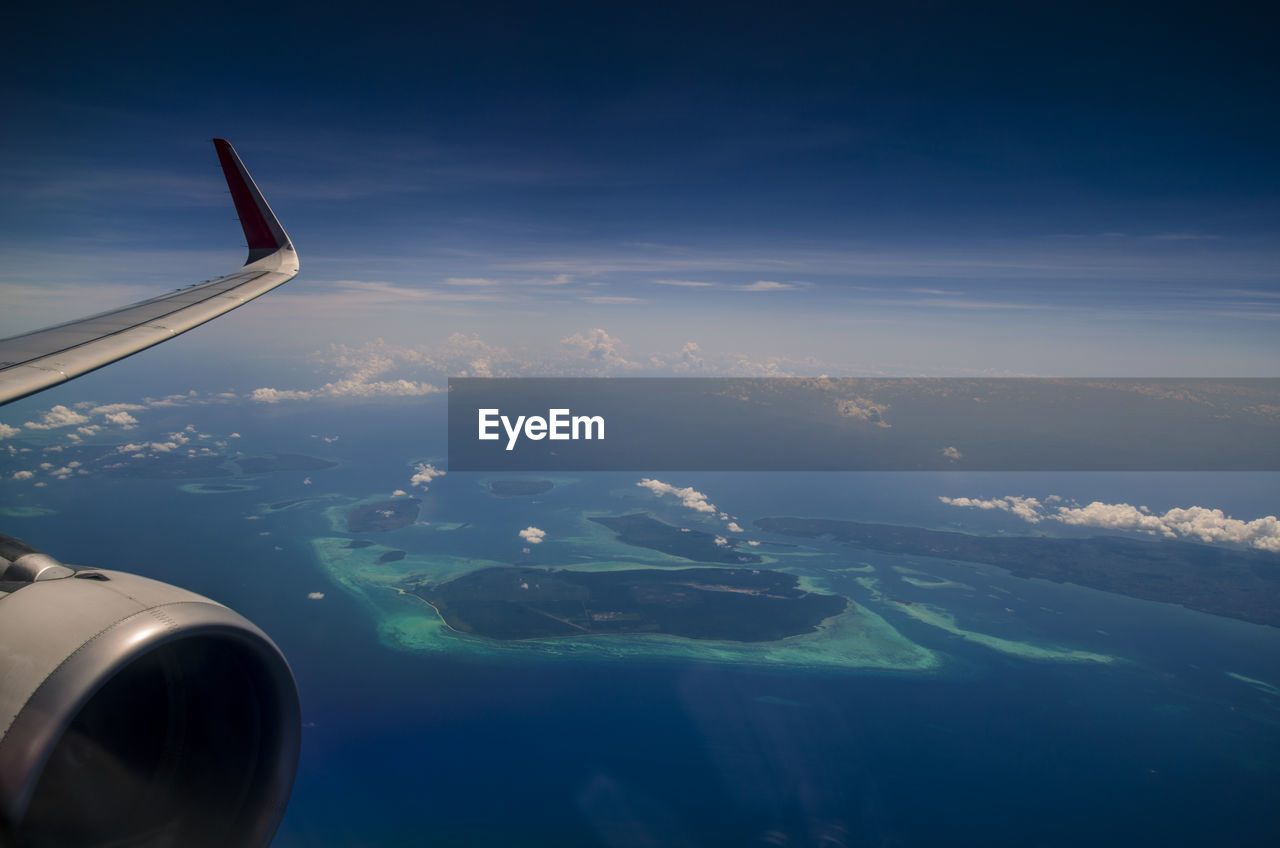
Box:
[12,470,34,480]
[740,280,797,292]
[90,403,145,415]
[637,478,717,513]
[835,396,890,427]
[103,411,139,429]
[519,526,546,544]
[24,405,89,430]
[939,495,1044,523]
[942,446,963,460]
[0,423,19,439]
[674,342,704,372]
[391,489,408,497]
[561,328,633,369]
[249,378,440,403]
[655,279,717,287]
[727,522,744,533]
[410,462,445,490]
[940,495,1280,551]
[714,535,729,547]
[307,592,325,600]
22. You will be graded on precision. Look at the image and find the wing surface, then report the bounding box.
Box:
[0,139,299,406]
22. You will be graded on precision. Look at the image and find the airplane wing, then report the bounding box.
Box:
[0,139,299,406]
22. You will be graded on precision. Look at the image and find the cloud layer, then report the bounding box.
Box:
[940,495,1280,552]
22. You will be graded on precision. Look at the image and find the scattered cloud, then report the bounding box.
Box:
[307,592,325,600]
[740,280,800,292]
[942,446,962,460]
[637,478,717,513]
[410,462,445,490]
[24,405,89,430]
[519,526,546,544]
[103,411,139,428]
[250,378,440,403]
[90,403,146,415]
[940,495,1280,551]
[581,296,643,304]
[835,396,890,427]
[391,489,408,497]
[940,495,1044,523]
[655,279,716,287]
[561,328,634,369]
[0,423,20,439]
[12,470,34,480]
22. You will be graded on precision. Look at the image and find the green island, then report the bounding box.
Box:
[405,566,848,641]
[592,513,762,564]
[756,516,1280,627]
[310,535,939,670]
[378,550,407,564]
[346,498,421,532]
[488,479,555,497]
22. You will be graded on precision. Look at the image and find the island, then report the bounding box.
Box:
[406,566,847,641]
[346,498,421,533]
[755,516,1280,627]
[378,550,407,564]
[592,514,762,564]
[488,480,555,498]
[238,453,337,474]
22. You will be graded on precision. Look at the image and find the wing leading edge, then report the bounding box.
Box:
[0,139,299,406]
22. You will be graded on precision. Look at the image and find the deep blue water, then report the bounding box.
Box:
[2,401,1278,846]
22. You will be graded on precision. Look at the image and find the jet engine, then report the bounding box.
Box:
[0,535,300,847]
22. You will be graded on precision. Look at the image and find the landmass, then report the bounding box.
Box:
[488,480,555,498]
[346,540,375,549]
[238,453,337,474]
[407,566,846,641]
[347,498,421,533]
[756,516,1280,627]
[378,550,407,564]
[592,514,762,564]
[106,455,231,479]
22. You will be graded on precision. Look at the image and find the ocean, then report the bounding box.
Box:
[2,401,1277,846]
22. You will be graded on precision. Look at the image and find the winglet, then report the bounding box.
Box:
[213,138,294,264]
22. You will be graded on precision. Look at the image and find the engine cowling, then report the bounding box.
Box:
[0,536,299,847]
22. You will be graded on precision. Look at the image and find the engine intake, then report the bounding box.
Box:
[0,536,299,847]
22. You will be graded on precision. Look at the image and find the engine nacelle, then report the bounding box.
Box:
[0,536,299,847]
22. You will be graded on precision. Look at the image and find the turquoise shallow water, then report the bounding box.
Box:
[2,401,1278,845]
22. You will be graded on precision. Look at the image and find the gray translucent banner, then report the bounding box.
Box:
[447,378,1280,471]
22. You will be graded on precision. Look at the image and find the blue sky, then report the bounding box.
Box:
[2,0,1278,396]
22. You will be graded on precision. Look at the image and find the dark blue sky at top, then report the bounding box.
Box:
[2,0,1278,375]
[7,0,1277,231]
